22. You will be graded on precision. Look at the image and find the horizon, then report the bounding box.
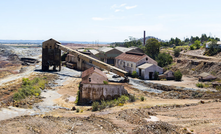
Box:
[0,0,221,42]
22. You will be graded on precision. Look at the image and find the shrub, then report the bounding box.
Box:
[76,108,80,113]
[190,45,195,50]
[80,109,83,113]
[75,90,80,104]
[118,103,124,106]
[92,101,99,111]
[156,53,173,67]
[154,71,159,80]
[140,96,145,101]
[174,70,182,81]
[196,83,204,88]
[216,86,221,91]
[173,48,180,57]
[128,95,136,102]
[13,77,48,101]
[103,81,108,84]
[132,71,138,78]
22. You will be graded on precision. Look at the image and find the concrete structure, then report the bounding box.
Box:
[79,84,128,103]
[42,38,61,71]
[115,52,157,74]
[137,63,163,80]
[81,67,108,84]
[79,67,128,103]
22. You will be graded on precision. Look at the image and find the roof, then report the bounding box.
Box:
[206,41,221,48]
[98,47,113,53]
[81,67,107,79]
[199,72,211,77]
[164,70,173,74]
[89,49,99,55]
[115,52,147,63]
[137,63,153,69]
[115,47,133,53]
[77,49,86,52]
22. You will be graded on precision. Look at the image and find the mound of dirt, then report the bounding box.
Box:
[133,121,187,134]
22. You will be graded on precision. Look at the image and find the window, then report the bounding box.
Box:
[89,78,91,82]
[127,63,129,66]
[131,64,133,67]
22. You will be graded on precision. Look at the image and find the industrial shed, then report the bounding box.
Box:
[137,63,163,80]
[198,72,217,82]
[81,67,108,84]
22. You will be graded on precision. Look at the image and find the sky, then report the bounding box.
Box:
[0,0,221,42]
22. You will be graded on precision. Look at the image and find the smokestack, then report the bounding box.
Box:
[143,31,146,45]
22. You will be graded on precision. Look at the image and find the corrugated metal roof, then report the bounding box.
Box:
[115,47,133,53]
[115,52,147,63]
[89,49,99,55]
[137,63,153,69]
[81,67,107,79]
[164,70,173,74]
[98,47,113,53]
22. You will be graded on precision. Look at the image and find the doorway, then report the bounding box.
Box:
[139,69,142,76]
[149,72,153,80]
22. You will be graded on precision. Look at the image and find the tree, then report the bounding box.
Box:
[174,37,181,46]
[156,53,173,67]
[174,48,180,57]
[154,71,159,80]
[205,40,221,56]
[193,40,201,49]
[174,70,182,81]
[145,38,160,60]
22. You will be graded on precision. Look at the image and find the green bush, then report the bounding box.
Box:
[132,71,138,78]
[92,102,100,111]
[190,45,195,50]
[140,96,145,101]
[103,81,108,84]
[174,70,182,81]
[154,71,159,80]
[13,77,48,101]
[156,53,173,67]
[196,83,204,88]
[128,95,136,102]
[76,108,80,113]
[173,48,180,57]
[91,95,136,111]
[75,90,80,104]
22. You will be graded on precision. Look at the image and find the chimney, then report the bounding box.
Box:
[143,31,146,45]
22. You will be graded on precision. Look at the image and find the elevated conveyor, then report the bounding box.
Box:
[42,38,129,80]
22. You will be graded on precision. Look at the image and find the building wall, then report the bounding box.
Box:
[115,59,136,74]
[137,64,163,80]
[80,84,128,103]
[82,72,108,84]
[97,49,122,65]
[165,71,174,79]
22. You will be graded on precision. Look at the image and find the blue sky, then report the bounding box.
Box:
[0,0,221,42]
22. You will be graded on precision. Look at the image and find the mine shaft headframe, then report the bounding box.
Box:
[42,38,61,71]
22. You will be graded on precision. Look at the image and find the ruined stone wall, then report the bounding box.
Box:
[79,84,128,103]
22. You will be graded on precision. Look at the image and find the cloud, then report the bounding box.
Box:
[111,3,126,9]
[92,17,105,21]
[115,9,121,12]
[125,5,137,9]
